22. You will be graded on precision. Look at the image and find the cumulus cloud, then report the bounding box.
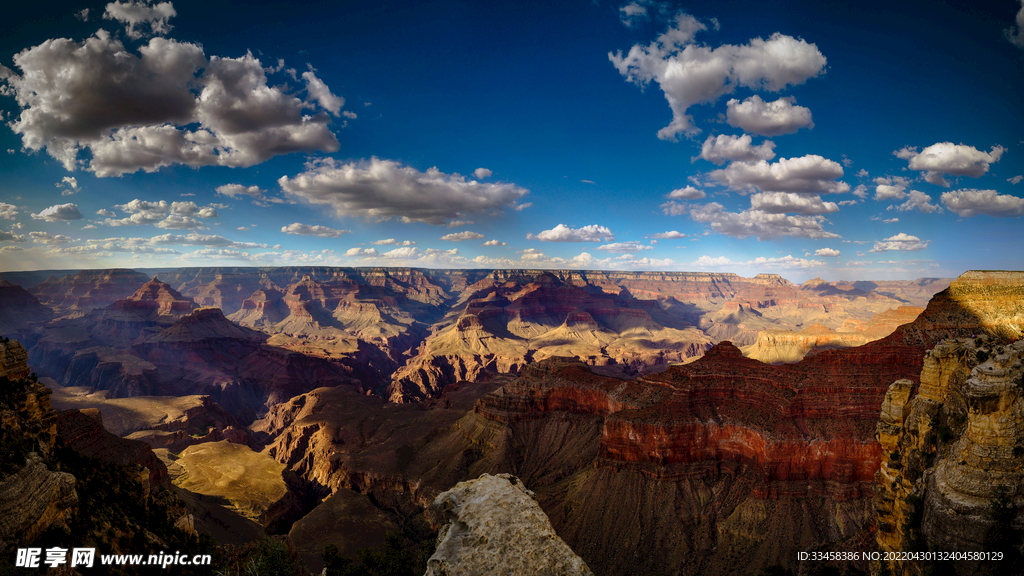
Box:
[618,0,669,27]
[609,13,826,139]
[1007,0,1024,48]
[279,158,528,225]
[216,184,265,199]
[873,176,911,201]
[689,202,840,240]
[648,231,687,239]
[474,168,492,179]
[346,247,379,257]
[0,229,26,242]
[940,189,1024,217]
[749,192,838,214]
[0,32,341,176]
[852,184,868,199]
[594,241,653,253]
[660,201,689,216]
[814,247,840,257]
[32,203,83,221]
[440,231,485,241]
[56,176,80,196]
[883,218,899,223]
[103,0,176,40]
[383,247,420,259]
[101,199,219,228]
[482,239,507,246]
[281,222,351,237]
[666,185,707,199]
[527,224,615,242]
[894,142,1005,186]
[869,233,930,253]
[725,95,813,136]
[123,232,269,249]
[0,203,17,220]
[694,255,733,267]
[445,219,474,229]
[29,231,74,245]
[894,190,941,213]
[709,155,848,195]
[372,239,416,246]
[301,69,344,115]
[696,133,775,165]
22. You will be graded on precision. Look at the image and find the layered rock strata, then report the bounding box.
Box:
[425,473,593,576]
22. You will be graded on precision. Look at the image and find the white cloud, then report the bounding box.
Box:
[101,199,218,228]
[0,203,17,220]
[749,192,838,214]
[103,1,176,40]
[666,185,707,199]
[660,201,689,216]
[216,184,266,199]
[1008,175,1023,185]
[883,218,899,224]
[445,219,475,229]
[32,203,83,221]
[237,226,249,231]
[513,202,532,211]
[482,239,508,246]
[281,222,351,237]
[1007,0,1024,48]
[894,142,1005,186]
[474,167,492,179]
[694,255,733,267]
[301,69,344,116]
[342,111,357,119]
[384,246,421,259]
[852,184,868,199]
[75,8,90,21]
[594,241,653,253]
[940,189,1024,218]
[619,0,669,27]
[372,239,416,246]
[144,232,268,248]
[750,255,825,269]
[696,133,775,165]
[0,32,340,176]
[0,229,26,242]
[709,155,848,195]
[346,247,379,257]
[29,231,75,245]
[725,95,813,136]
[56,176,80,196]
[689,202,840,240]
[609,13,826,139]
[814,247,840,257]
[649,231,687,239]
[869,233,930,253]
[527,224,614,242]
[440,231,485,241]
[894,190,941,213]
[279,158,528,225]
[873,176,911,201]
[838,200,859,206]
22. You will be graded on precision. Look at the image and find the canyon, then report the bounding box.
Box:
[7,266,1022,576]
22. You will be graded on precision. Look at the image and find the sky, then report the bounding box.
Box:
[1,0,1023,282]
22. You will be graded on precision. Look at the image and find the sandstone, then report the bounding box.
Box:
[31,269,152,317]
[425,473,593,576]
[0,454,77,548]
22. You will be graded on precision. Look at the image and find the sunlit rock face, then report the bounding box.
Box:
[875,337,1024,576]
[425,473,593,576]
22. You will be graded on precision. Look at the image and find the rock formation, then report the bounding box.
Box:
[874,337,1024,575]
[31,268,152,317]
[0,280,53,347]
[425,473,593,576]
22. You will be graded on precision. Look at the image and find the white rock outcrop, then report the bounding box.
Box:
[425,473,593,576]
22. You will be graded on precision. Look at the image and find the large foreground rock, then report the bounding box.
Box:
[425,473,593,576]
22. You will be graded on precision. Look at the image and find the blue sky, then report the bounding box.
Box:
[1,0,1023,282]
